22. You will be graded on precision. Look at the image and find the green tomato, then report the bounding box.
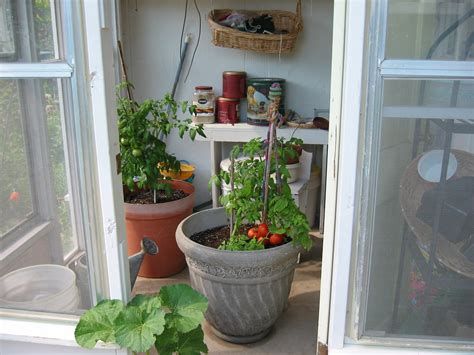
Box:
[132,149,142,157]
[120,138,128,145]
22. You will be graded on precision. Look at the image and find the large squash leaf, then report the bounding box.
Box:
[114,306,165,353]
[155,325,208,355]
[160,284,208,333]
[74,299,124,349]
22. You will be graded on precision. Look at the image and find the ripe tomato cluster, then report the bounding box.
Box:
[247,223,285,247]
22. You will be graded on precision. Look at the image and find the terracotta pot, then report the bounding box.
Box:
[124,180,195,278]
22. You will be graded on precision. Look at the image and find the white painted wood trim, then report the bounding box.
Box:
[82,0,130,301]
[196,123,328,144]
[0,62,73,78]
[0,311,118,350]
[329,343,467,355]
[327,0,367,349]
[317,0,347,350]
[380,59,474,79]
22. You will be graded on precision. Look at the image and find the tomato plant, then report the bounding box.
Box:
[214,135,312,251]
[117,82,205,200]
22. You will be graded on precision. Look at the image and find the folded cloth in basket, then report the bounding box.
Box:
[416,176,474,244]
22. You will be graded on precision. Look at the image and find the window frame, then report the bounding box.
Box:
[0,0,129,348]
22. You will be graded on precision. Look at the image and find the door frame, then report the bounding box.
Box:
[319,0,474,353]
[317,0,367,351]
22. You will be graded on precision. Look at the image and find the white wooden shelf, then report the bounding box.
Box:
[195,123,328,145]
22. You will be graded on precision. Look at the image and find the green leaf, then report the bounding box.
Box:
[274,198,288,212]
[189,128,197,141]
[181,101,188,113]
[74,300,124,349]
[154,327,179,355]
[176,325,208,355]
[160,284,208,333]
[154,325,207,355]
[115,306,165,353]
[128,294,162,313]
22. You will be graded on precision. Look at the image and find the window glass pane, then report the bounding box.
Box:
[0,79,91,314]
[0,0,57,62]
[386,0,474,61]
[364,79,474,340]
[0,80,34,235]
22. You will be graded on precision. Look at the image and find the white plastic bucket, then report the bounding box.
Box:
[286,162,300,183]
[302,168,321,227]
[220,157,300,196]
[0,264,80,313]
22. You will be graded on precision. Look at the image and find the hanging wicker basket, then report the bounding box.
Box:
[207,0,303,54]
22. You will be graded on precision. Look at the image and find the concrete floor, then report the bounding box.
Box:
[134,238,322,355]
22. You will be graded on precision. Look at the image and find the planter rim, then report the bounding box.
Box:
[177,207,302,257]
[124,180,195,207]
[124,180,195,219]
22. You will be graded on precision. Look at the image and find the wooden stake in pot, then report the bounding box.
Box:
[262,83,283,223]
[229,155,235,236]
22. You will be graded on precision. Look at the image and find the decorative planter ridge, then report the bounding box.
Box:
[176,207,300,343]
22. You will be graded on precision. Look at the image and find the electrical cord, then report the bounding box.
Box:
[184,0,201,82]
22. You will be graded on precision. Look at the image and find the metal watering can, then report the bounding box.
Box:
[129,237,159,289]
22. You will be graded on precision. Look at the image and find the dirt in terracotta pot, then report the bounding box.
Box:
[125,189,189,204]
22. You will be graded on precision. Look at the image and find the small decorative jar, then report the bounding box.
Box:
[223,71,246,99]
[192,86,215,123]
[216,97,240,124]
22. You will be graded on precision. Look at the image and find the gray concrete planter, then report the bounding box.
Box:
[176,207,300,344]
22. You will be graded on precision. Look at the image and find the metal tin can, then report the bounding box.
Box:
[223,71,246,99]
[192,86,215,123]
[246,78,285,126]
[216,97,240,124]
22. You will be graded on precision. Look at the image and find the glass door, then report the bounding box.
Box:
[353,0,473,348]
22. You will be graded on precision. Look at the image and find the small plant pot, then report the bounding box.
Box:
[176,207,300,344]
[125,180,195,278]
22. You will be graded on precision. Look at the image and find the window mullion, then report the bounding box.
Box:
[0,62,73,78]
[380,59,474,79]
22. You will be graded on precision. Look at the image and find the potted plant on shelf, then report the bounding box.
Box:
[74,284,208,355]
[118,82,205,278]
[176,108,312,343]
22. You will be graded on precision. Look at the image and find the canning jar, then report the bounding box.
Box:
[192,86,215,123]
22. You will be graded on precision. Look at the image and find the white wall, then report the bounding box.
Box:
[121,0,334,205]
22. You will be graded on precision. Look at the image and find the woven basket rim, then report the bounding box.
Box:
[207,9,302,40]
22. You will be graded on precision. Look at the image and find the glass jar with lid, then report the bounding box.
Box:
[192,86,215,123]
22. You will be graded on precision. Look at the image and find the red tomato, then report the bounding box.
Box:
[9,191,20,202]
[247,228,258,239]
[269,234,284,246]
[257,236,270,247]
[257,223,269,238]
